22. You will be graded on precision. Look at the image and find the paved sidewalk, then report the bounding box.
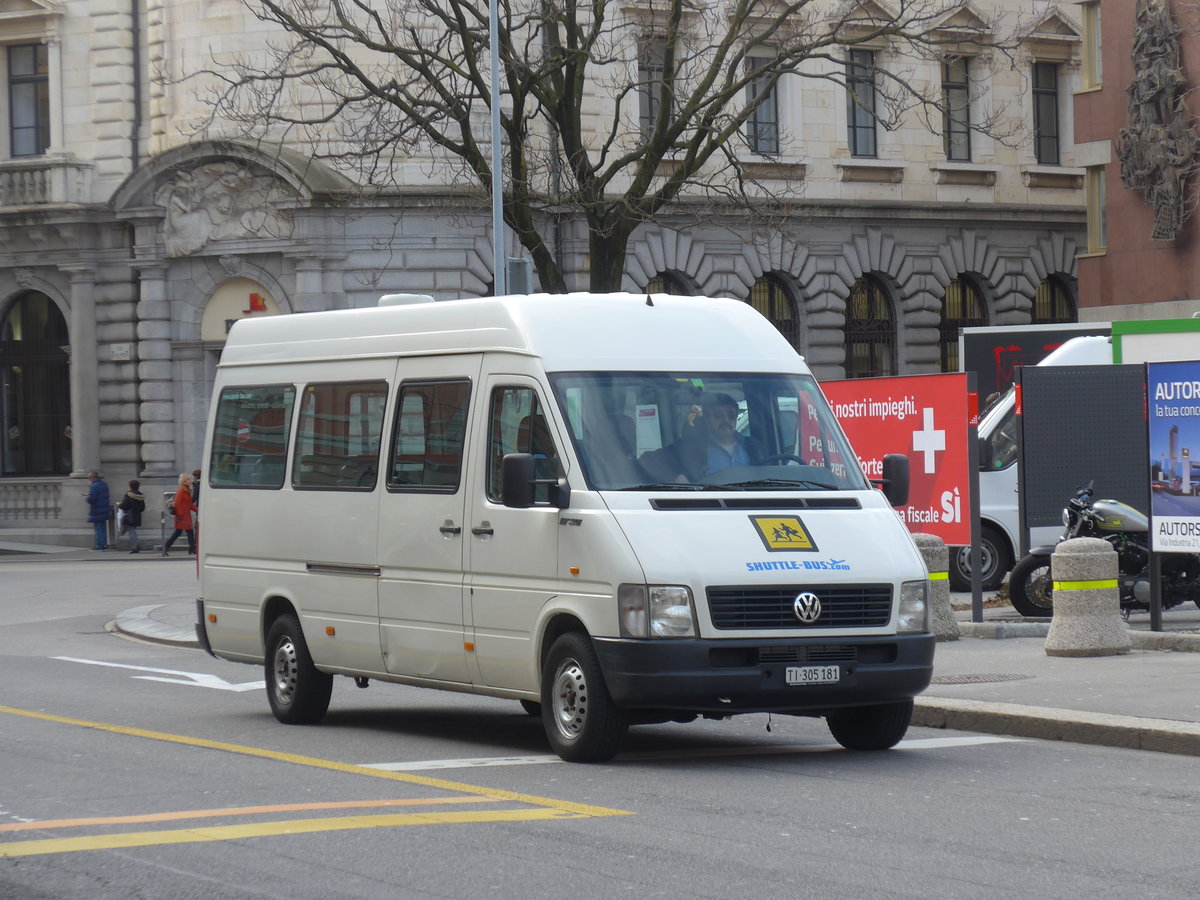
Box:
[6,541,1200,756]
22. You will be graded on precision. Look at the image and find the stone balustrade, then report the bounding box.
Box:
[0,158,93,207]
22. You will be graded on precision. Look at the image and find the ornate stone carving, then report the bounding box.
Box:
[154,162,293,257]
[219,254,244,276]
[13,267,34,288]
[1116,0,1199,241]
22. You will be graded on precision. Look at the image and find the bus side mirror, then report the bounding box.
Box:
[502,454,537,508]
[880,453,909,507]
[977,435,992,471]
[501,453,571,510]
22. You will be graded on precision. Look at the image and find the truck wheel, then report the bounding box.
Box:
[1008,553,1054,618]
[948,524,1011,592]
[541,633,627,762]
[265,613,332,725]
[826,700,912,751]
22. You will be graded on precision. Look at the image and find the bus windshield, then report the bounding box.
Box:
[548,371,869,491]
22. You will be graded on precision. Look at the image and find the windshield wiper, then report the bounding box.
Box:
[723,478,838,490]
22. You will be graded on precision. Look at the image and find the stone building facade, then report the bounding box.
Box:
[1073,0,1200,322]
[1,0,1086,544]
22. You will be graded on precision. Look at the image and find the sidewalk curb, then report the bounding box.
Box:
[110,604,199,648]
[958,621,1050,639]
[914,696,1200,756]
[957,620,1200,651]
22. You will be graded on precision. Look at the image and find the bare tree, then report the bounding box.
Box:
[195,0,1028,292]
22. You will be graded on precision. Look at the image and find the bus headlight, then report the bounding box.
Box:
[618,584,696,638]
[897,580,929,634]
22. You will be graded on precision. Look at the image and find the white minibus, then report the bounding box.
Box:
[196,292,933,761]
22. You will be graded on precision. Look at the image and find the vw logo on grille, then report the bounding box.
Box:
[793,591,822,624]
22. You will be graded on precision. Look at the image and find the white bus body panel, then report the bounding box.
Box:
[199,293,932,718]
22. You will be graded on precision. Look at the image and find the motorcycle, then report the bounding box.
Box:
[1008,482,1200,619]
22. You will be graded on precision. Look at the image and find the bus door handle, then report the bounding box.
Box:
[471,522,494,536]
[439,521,462,536]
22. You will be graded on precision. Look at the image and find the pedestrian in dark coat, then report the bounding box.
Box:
[117,480,146,553]
[85,471,111,551]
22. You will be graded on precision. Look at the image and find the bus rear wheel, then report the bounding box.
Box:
[265,613,332,725]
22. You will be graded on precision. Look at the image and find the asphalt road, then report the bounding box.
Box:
[3,560,1200,899]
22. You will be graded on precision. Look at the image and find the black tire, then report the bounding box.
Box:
[541,632,628,762]
[1008,553,1054,618]
[519,699,542,717]
[265,613,333,725]
[948,524,1012,592]
[826,700,913,751]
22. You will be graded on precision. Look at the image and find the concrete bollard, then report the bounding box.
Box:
[912,533,959,641]
[1044,537,1131,657]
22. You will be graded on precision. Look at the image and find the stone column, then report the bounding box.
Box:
[292,258,329,313]
[911,532,959,641]
[64,266,99,477]
[1044,537,1131,657]
[133,262,176,478]
[45,35,65,154]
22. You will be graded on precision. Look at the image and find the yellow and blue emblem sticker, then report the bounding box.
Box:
[749,515,818,552]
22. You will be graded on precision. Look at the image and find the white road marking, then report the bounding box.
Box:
[52,656,264,692]
[362,734,1020,770]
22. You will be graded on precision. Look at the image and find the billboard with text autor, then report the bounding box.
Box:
[1148,360,1200,553]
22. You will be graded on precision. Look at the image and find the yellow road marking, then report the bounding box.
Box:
[0,704,630,819]
[0,796,493,832]
[0,808,576,858]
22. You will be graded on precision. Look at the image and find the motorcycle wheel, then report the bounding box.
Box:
[1008,553,1054,618]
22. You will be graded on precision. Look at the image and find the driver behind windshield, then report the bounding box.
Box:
[642,393,765,483]
[689,393,765,476]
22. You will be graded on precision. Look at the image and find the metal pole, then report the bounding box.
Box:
[489,0,506,297]
[967,374,983,623]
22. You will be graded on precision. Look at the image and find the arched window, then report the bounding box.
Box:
[1,292,71,476]
[645,271,689,295]
[939,276,987,372]
[749,274,799,348]
[1032,276,1076,324]
[845,276,896,378]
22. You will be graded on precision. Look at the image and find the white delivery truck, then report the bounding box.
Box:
[196,292,932,761]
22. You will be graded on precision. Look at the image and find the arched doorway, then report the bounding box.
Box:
[845,276,896,377]
[1032,276,1076,324]
[645,271,691,295]
[749,273,800,349]
[1,292,71,475]
[939,276,988,372]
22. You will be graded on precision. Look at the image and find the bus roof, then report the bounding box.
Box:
[218,292,806,373]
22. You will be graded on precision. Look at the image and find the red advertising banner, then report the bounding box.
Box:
[822,373,972,544]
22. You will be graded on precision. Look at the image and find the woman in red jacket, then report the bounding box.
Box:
[163,473,198,556]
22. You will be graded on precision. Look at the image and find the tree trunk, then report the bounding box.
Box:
[587,229,630,293]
